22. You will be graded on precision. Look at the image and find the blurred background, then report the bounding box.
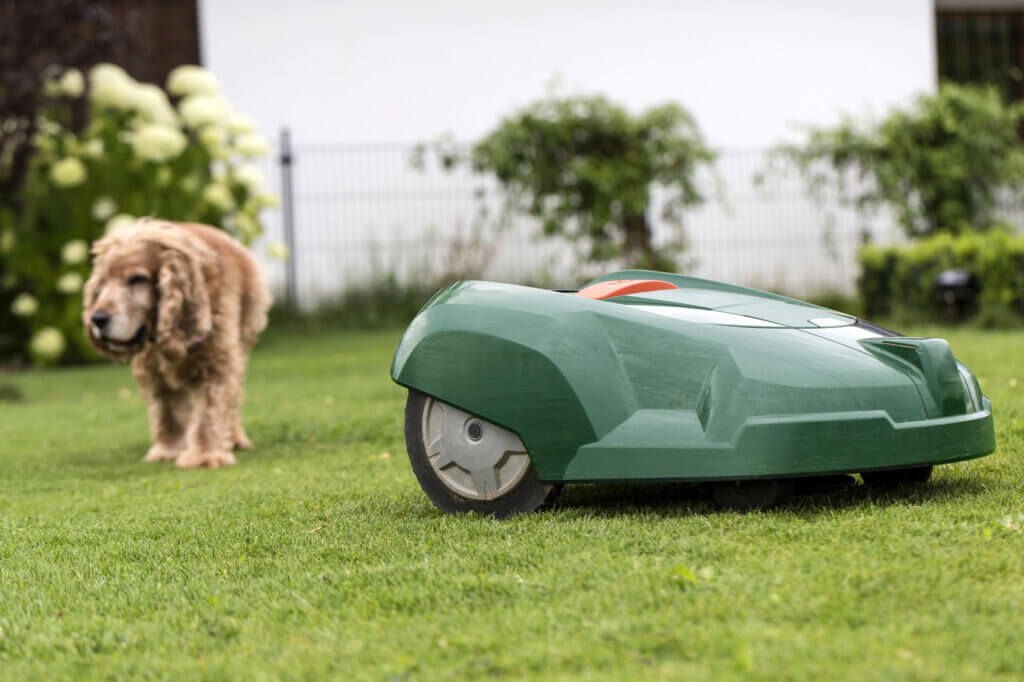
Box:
[4,0,1024,364]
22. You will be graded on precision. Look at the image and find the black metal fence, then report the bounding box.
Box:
[257,133,909,309]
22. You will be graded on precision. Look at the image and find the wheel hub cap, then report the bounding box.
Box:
[421,398,531,500]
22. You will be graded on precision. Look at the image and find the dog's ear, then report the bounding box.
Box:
[81,238,111,351]
[82,269,99,309]
[155,247,212,361]
[81,234,114,312]
[81,266,103,351]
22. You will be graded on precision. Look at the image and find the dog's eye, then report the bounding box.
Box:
[127,274,149,286]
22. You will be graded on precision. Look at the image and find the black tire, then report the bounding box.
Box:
[712,478,795,511]
[404,389,560,518]
[861,465,933,488]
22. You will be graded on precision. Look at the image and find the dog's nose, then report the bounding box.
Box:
[90,310,111,330]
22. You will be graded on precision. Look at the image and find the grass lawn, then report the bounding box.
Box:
[1,324,1022,681]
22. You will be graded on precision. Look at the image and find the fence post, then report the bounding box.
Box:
[278,127,298,307]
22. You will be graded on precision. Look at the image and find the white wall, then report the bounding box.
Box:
[200,0,938,302]
[198,0,936,147]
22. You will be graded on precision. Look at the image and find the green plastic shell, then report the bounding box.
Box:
[391,271,995,482]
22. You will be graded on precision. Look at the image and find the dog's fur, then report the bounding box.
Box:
[83,219,271,468]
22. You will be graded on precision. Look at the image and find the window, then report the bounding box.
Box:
[936,10,1024,102]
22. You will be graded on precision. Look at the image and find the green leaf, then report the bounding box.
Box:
[672,561,698,586]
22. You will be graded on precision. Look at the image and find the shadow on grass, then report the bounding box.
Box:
[553,482,712,517]
[28,445,1001,521]
[548,474,996,519]
[0,382,25,402]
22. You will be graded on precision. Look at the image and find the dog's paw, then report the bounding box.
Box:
[175,449,237,469]
[144,443,181,462]
[233,431,253,450]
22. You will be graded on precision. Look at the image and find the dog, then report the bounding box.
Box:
[83,219,271,468]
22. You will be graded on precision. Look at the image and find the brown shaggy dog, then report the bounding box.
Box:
[83,219,271,468]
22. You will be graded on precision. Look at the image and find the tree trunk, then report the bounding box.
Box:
[622,211,653,259]
[623,209,668,269]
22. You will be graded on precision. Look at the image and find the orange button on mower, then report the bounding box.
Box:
[575,279,679,300]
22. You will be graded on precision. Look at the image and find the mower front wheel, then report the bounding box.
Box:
[404,390,560,518]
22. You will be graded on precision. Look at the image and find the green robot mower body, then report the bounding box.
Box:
[391,270,995,516]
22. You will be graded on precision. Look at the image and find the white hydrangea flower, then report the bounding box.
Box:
[35,116,61,136]
[32,118,60,154]
[128,83,177,124]
[242,194,279,215]
[256,192,280,208]
[180,175,199,194]
[30,327,66,360]
[59,68,85,97]
[89,63,137,110]
[0,228,14,254]
[267,242,289,261]
[226,113,256,135]
[234,133,270,159]
[56,272,83,294]
[203,183,234,211]
[166,65,219,96]
[11,293,38,317]
[178,94,228,128]
[105,214,136,234]
[198,125,228,157]
[61,239,89,265]
[91,197,117,222]
[50,157,87,187]
[52,68,84,98]
[155,167,173,187]
[32,131,56,154]
[129,123,187,162]
[233,166,264,192]
[235,213,260,240]
[81,138,104,159]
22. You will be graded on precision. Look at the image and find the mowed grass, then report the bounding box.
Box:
[1,325,1022,681]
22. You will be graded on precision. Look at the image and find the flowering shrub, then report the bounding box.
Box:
[0,63,284,365]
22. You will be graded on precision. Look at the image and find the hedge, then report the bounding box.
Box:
[858,229,1024,322]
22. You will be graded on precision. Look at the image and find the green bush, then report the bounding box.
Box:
[0,63,284,366]
[767,83,1024,238]
[419,94,716,271]
[858,229,1024,323]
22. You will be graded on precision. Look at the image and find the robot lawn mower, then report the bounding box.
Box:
[391,271,996,517]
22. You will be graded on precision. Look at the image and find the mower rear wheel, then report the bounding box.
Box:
[861,465,933,488]
[404,389,560,518]
[712,478,795,511]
